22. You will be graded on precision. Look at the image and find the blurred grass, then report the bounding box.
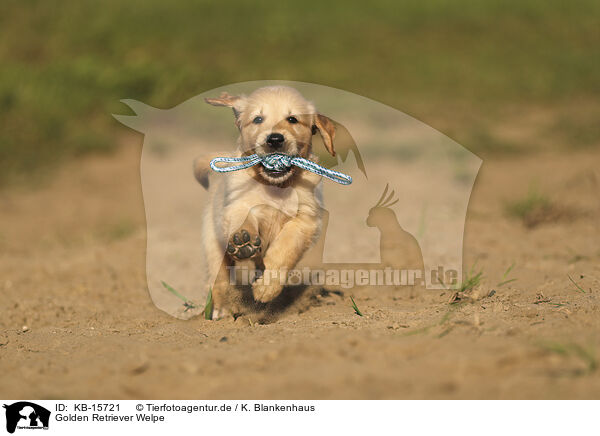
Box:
[1,0,599,185]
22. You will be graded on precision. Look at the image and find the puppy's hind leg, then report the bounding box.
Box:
[210,258,234,320]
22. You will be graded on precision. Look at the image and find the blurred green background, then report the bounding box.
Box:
[0,0,598,185]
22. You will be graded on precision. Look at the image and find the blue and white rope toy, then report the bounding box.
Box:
[210,153,352,185]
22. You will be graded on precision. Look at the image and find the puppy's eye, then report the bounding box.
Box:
[287,116,298,124]
[253,116,263,124]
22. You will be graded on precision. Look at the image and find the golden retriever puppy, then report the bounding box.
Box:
[195,86,336,319]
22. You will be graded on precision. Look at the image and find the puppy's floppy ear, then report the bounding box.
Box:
[205,92,240,107]
[313,114,336,157]
[205,92,244,125]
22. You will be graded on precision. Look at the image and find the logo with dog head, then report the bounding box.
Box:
[3,402,50,434]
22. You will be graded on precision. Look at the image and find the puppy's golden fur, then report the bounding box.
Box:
[195,86,336,318]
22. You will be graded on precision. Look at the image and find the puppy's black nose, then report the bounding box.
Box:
[266,133,285,148]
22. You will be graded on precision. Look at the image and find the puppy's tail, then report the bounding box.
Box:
[193,156,212,190]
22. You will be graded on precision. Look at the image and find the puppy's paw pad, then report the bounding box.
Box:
[227,229,261,260]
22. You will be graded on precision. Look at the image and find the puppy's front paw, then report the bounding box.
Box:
[252,278,283,303]
[226,229,262,261]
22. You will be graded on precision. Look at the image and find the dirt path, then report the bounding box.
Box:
[1,140,599,399]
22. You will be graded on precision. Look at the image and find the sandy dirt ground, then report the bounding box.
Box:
[1,137,600,399]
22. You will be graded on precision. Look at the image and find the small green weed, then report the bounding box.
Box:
[350,296,363,317]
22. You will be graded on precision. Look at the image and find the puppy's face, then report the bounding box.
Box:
[206,86,336,185]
